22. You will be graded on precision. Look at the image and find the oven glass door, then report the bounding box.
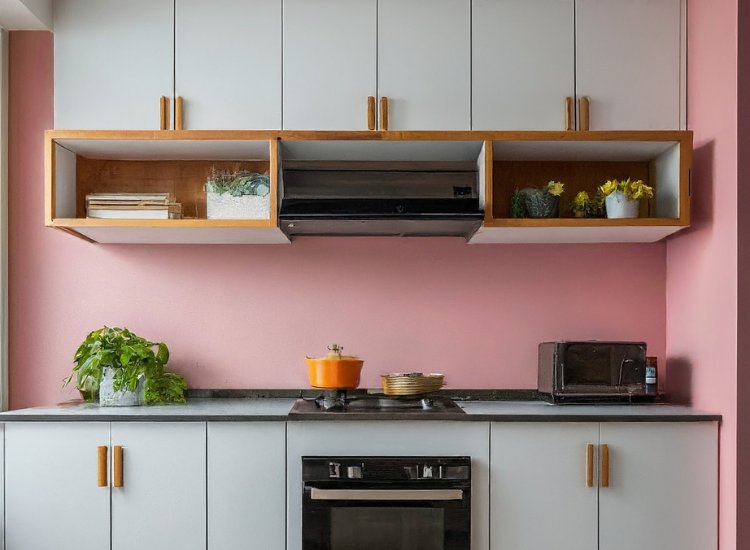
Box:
[303,487,470,550]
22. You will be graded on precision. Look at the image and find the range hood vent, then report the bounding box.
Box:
[279,159,484,239]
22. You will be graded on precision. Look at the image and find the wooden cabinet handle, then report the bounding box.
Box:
[175,96,184,130]
[579,96,590,131]
[565,97,575,131]
[585,443,594,488]
[600,444,609,488]
[97,446,108,487]
[159,96,169,130]
[113,445,123,488]
[380,96,389,131]
[367,96,376,130]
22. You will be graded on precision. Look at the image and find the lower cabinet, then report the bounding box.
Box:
[490,422,718,550]
[5,422,207,550]
[208,422,287,550]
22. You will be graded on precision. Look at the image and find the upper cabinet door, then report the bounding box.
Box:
[111,422,206,550]
[5,423,111,550]
[472,0,575,130]
[378,0,471,130]
[54,0,174,130]
[598,423,718,550]
[175,0,282,130]
[576,0,683,130]
[283,0,376,130]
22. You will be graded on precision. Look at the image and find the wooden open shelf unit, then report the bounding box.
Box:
[45,130,692,244]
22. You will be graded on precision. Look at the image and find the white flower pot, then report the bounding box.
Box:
[605,191,640,219]
[99,368,144,407]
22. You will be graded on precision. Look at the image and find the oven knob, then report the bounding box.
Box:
[421,465,434,479]
[328,462,341,478]
[347,465,363,479]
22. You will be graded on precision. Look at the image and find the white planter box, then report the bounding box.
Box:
[206,192,271,220]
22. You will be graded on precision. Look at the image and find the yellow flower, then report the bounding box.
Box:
[599,180,620,196]
[573,191,590,209]
[546,181,565,196]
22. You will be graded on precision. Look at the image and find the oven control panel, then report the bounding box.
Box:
[303,457,471,483]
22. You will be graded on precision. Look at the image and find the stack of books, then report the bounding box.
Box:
[86,193,183,220]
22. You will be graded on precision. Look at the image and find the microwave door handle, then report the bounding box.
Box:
[309,488,463,501]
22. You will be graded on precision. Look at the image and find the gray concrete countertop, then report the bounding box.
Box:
[0,398,721,422]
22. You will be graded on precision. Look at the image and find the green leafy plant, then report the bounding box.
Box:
[64,326,187,405]
[510,188,526,218]
[205,168,270,197]
[570,190,605,218]
[599,178,654,200]
[513,181,566,218]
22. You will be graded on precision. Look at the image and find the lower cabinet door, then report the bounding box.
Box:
[490,422,599,550]
[208,422,287,550]
[5,422,111,550]
[598,422,718,550]
[111,422,207,550]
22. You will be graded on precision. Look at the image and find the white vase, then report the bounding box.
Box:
[605,191,640,219]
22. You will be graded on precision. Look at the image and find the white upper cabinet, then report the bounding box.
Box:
[5,423,111,550]
[175,0,282,130]
[54,0,174,130]
[472,0,575,130]
[575,0,683,130]
[598,422,718,550]
[378,0,471,130]
[283,0,377,130]
[110,423,206,550]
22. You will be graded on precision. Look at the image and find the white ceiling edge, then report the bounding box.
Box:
[0,0,52,30]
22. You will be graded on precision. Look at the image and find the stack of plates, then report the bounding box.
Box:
[381,373,445,396]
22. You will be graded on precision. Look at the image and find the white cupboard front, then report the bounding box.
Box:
[282,0,377,130]
[54,0,174,130]
[472,0,575,130]
[378,0,471,130]
[110,422,206,550]
[5,422,111,550]
[575,0,684,130]
[175,0,282,130]
[208,422,287,550]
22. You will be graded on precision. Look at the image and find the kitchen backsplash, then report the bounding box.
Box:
[8,32,667,408]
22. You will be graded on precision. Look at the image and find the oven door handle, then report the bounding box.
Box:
[309,488,464,501]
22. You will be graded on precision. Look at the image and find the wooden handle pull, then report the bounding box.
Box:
[380,96,389,131]
[585,443,594,488]
[113,445,123,488]
[159,96,167,130]
[565,97,575,131]
[97,446,108,487]
[579,96,590,131]
[367,96,376,130]
[175,96,184,131]
[601,444,609,488]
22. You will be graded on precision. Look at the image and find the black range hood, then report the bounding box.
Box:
[279,162,484,239]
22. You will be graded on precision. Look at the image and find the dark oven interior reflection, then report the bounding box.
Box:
[302,457,471,550]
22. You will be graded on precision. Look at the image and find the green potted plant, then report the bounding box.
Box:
[64,326,187,406]
[205,168,271,220]
[570,190,605,218]
[598,178,654,219]
[511,181,565,218]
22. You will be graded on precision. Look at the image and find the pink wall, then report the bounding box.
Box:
[7,31,668,409]
[666,0,738,548]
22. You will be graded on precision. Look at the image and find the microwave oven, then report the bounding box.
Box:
[538,341,657,403]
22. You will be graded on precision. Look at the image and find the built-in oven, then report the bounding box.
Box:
[302,456,471,550]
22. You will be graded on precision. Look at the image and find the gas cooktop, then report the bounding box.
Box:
[289,390,466,416]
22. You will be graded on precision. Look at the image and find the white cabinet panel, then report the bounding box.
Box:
[111,422,206,550]
[472,0,575,130]
[54,0,174,130]
[5,422,111,550]
[287,421,490,550]
[576,0,683,130]
[598,422,718,550]
[283,0,376,130]
[175,0,282,130]
[378,0,471,130]
[208,422,286,550]
[490,423,599,550]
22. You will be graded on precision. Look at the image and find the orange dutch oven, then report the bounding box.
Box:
[306,344,364,389]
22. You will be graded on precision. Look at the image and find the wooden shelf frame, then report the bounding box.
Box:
[44,129,693,244]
